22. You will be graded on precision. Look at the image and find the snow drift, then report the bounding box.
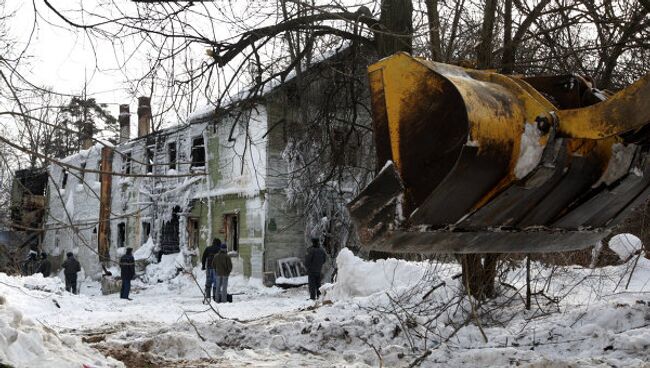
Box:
[0,294,122,368]
[323,248,429,300]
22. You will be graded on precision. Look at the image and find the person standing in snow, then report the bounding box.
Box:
[304,238,327,300]
[120,247,136,300]
[212,243,232,303]
[61,252,81,294]
[37,252,51,277]
[201,238,221,303]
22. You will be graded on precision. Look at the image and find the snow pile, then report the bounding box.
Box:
[323,248,428,300]
[0,294,122,368]
[133,236,156,261]
[609,233,642,260]
[22,274,66,294]
[142,252,186,283]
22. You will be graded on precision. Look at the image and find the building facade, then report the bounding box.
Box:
[42,49,376,282]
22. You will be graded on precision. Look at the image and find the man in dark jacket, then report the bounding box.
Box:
[37,252,51,277]
[120,247,136,300]
[201,238,221,303]
[304,238,327,300]
[61,252,81,294]
[212,243,232,303]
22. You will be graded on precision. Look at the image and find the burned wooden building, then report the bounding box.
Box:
[41,49,375,282]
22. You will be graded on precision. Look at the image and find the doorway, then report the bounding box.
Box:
[160,206,180,254]
[223,213,239,252]
[186,217,199,250]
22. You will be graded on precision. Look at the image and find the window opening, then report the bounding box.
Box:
[117,222,126,248]
[141,221,151,244]
[61,170,68,189]
[168,142,177,170]
[191,137,205,167]
[146,146,154,173]
[123,153,132,174]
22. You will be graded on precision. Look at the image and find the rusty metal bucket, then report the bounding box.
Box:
[350,53,650,254]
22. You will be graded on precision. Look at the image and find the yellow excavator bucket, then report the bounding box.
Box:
[349,52,650,254]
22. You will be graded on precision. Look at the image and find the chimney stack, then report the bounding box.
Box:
[80,121,94,150]
[119,104,130,143]
[137,96,151,137]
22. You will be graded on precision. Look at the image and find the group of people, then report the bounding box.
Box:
[21,251,52,278]
[201,238,233,303]
[23,250,81,294]
[24,236,327,303]
[199,236,328,302]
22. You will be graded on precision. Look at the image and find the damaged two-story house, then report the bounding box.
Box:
[41,48,376,283]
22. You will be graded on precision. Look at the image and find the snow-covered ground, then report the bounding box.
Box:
[1,238,650,367]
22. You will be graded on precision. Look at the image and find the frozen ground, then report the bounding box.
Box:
[1,238,650,367]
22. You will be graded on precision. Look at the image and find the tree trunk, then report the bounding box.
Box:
[476,0,498,69]
[502,0,553,74]
[376,0,414,57]
[460,254,499,300]
[598,9,647,89]
[501,0,513,73]
[425,0,443,61]
[445,0,465,62]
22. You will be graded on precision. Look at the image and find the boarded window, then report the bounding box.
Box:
[117,222,126,248]
[146,146,154,173]
[191,137,205,167]
[123,153,132,174]
[168,142,177,170]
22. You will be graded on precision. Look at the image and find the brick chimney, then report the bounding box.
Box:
[119,104,130,143]
[80,121,94,150]
[137,96,151,137]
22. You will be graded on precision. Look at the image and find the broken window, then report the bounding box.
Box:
[168,142,177,170]
[141,221,151,244]
[61,170,68,189]
[191,136,205,167]
[146,146,154,173]
[117,222,126,248]
[123,153,132,174]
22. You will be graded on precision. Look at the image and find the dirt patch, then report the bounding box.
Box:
[95,346,164,368]
[94,345,225,368]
